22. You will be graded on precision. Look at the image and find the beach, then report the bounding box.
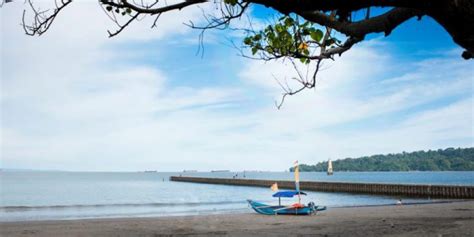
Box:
[1,200,473,237]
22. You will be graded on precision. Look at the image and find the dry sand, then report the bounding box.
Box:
[1,201,473,237]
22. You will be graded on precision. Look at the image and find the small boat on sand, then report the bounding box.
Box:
[247,161,327,215]
[247,191,326,215]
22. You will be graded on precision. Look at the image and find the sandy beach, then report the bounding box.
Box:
[1,201,473,237]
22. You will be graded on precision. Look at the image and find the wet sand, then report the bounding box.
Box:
[1,201,473,237]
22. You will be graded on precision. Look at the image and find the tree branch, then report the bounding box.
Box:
[22,0,72,36]
[99,0,207,15]
[322,37,363,58]
[245,0,435,14]
[299,8,421,38]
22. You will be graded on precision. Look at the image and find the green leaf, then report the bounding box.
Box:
[126,8,132,14]
[310,29,323,42]
[299,58,307,64]
[243,37,252,45]
[275,24,283,33]
[251,47,258,55]
[224,0,238,6]
[265,46,273,54]
[300,21,310,28]
[325,38,335,45]
[253,34,261,41]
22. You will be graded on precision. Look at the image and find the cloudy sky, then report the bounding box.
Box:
[1,1,472,171]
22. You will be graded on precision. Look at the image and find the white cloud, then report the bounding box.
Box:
[1,3,472,171]
[236,40,473,165]
[1,1,246,171]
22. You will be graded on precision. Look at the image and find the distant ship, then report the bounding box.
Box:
[211,170,230,172]
[183,170,197,173]
[327,159,333,175]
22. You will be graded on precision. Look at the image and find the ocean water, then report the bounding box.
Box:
[1,171,473,222]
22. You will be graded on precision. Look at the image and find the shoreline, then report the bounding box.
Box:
[1,200,473,236]
[1,199,467,223]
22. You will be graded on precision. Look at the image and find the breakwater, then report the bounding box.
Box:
[170,176,474,199]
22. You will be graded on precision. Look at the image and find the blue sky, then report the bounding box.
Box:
[1,2,472,171]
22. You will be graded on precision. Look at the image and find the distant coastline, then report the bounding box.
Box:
[290,147,474,172]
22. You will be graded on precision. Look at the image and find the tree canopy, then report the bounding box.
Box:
[3,0,473,106]
[290,147,474,172]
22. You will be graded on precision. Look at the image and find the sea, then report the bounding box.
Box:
[1,171,473,222]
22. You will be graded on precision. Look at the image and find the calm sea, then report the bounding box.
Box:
[1,171,473,221]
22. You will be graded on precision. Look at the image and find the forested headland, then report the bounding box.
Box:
[290,148,474,172]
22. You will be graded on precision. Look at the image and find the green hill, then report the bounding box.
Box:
[290,147,474,172]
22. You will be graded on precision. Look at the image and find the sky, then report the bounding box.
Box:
[1,1,473,171]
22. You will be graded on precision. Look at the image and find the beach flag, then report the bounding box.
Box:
[294,160,300,192]
[270,182,279,192]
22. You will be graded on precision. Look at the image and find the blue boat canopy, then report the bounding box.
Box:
[272,191,307,198]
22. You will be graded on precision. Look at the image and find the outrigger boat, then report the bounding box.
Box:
[247,161,327,215]
[247,191,326,215]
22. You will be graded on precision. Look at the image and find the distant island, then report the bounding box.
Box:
[290,147,474,172]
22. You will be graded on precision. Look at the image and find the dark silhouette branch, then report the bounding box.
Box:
[99,0,207,15]
[107,12,141,37]
[18,0,473,57]
[275,59,322,109]
[22,0,72,36]
[299,8,421,38]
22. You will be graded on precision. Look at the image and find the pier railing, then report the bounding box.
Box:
[170,176,474,199]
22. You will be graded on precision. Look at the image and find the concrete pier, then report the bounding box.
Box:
[170,176,474,199]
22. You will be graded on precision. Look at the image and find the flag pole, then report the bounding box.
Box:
[294,160,301,205]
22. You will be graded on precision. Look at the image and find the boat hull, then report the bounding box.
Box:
[247,200,326,215]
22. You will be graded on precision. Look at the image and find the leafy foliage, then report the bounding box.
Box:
[224,0,238,6]
[289,148,474,172]
[105,5,132,16]
[242,15,337,64]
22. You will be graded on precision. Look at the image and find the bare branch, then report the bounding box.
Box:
[99,0,207,15]
[151,13,162,28]
[107,12,141,37]
[22,0,72,36]
[275,58,323,109]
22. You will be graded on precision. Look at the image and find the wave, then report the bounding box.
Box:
[0,200,247,211]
